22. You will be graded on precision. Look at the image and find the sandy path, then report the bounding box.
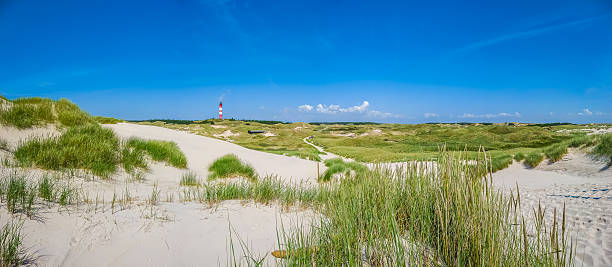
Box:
[107,123,320,184]
[493,162,612,267]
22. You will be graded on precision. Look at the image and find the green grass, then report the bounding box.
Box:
[490,153,513,172]
[219,152,572,266]
[180,172,200,186]
[0,221,31,266]
[15,124,120,177]
[207,154,256,181]
[593,134,612,165]
[513,152,526,161]
[524,152,544,168]
[0,97,92,128]
[319,158,367,181]
[125,138,187,168]
[120,145,147,174]
[545,144,568,163]
[93,116,124,124]
[0,174,79,216]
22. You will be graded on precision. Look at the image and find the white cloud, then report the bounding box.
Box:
[298,104,313,112]
[424,113,439,118]
[578,108,593,116]
[458,112,520,119]
[298,101,396,118]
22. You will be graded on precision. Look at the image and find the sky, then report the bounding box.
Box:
[0,0,611,123]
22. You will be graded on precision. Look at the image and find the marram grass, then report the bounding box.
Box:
[218,150,573,266]
[126,138,187,168]
[208,154,256,181]
[319,158,367,182]
[524,152,544,168]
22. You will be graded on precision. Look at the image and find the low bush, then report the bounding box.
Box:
[208,154,256,181]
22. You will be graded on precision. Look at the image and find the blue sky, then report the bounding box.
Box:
[0,0,611,123]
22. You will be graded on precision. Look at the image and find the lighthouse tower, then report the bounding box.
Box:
[219,101,223,120]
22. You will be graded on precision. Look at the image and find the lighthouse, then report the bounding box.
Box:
[219,101,223,120]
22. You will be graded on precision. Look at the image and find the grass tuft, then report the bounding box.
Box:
[319,158,367,181]
[180,172,200,186]
[15,124,120,177]
[208,154,256,181]
[93,116,124,124]
[490,154,513,172]
[545,144,568,163]
[524,152,544,168]
[513,152,526,161]
[0,221,31,266]
[126,138,187,168]
[593,133,612,165]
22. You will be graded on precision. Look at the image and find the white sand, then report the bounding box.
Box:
[0,124,58,150]
[493,156,612,267]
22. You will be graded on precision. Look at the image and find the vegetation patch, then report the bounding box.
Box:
[0,174,79,216]
[180,172,200,186]
[0,220,32,266]
[489,154,513,172]
[319,158,367,182]
[125,138,187,168]
[513,152,525,161]
[544,144,568,163]
[524,152,544,168]
[593,134,612,165]
[0,97,92,129]
[15,124,120,177]
[93,116,124,124]
[208,154,256,181]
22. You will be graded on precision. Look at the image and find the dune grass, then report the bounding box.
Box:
[524,152,544,168]
[545,144,568,163]
[180,172,200,186]
[490,153,514,172]
[319,158,368,182]
[125,138,187,168]
[217,151,572,266]
[93,116,124,124]
[0,174,79,216]
[0,220,31,266]
[0,97,92,129]
[15,124,120,177]
[208,154,256,181]
[513,152,526,161]
[593,133,612,165]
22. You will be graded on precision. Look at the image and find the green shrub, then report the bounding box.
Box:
[15,124,120,177]
[208,154,256,181]
[125,138,187,168]
[545,144,568,163]
[524,152,544,168]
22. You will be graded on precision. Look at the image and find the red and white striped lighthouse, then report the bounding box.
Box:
[218,101,223,120]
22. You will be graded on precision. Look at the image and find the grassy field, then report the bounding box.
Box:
[137,119,608,172]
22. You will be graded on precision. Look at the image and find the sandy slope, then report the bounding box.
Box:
[493,158,612,267]
[107,123,321,184]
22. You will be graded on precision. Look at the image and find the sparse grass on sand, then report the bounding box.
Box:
[319,158,367,182]
[208,154,256,181]
[524,151,544,168]
[126,138,187,168]
[0,220,31,266]
[593,133,612,165]
[0,97,92,129]
[180,172,200,186]
[490,153,513,172]
[217,151,572,266]
[0,174,79,216]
